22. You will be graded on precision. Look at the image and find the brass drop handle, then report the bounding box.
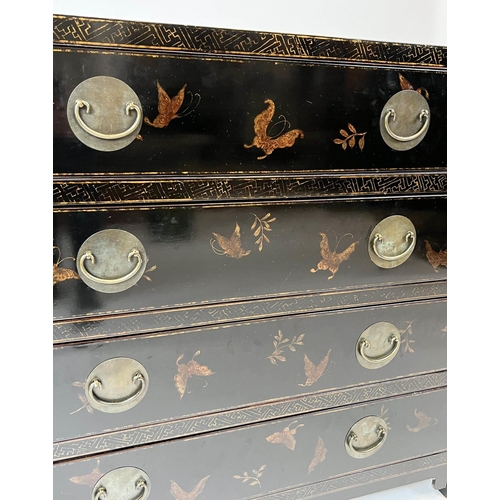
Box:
[372,230,414,261]
[74,99,142,140]
[88,372,145,408]
[358,334,399,364]
[79,248,142,285]
[347,426,387,457]
[95,478,149,500]
[384,108,430,142]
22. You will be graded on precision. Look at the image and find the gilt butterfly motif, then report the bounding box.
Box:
[266,420,304,451]
[399,73,430,100]
[299,349,332,387]
[69,460,103,486]
[53,246,79,286]
[406,409,438,433]
[211,222,251,259]
[144,81,200,129]
[310,233,359,280]
[308,437,328,474]
[244,99,304,159]
[170,476,210,500]
[424,240,447,272]
[174,351,215,400]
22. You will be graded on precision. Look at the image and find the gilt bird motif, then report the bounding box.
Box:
[144,81,187,128]
[310,233,358,280]
[211,222,251,259]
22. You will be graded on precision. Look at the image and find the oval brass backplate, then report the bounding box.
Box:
[380,89,430,151]
[85,357,149,414]
[356,322,401,369]
[345,415,388,459]
[368,215,416,269]
[67,76,143,152]
[92,467,151,500]
[76,229,147,293]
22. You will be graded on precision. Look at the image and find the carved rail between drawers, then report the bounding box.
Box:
[53,370,446,460]
[53,172,447,206]
[53,281,447,342]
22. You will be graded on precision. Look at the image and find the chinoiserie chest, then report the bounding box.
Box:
[53,14,447,500]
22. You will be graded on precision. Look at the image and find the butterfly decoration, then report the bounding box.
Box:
[210,222,251,259]
[310,233,359,280]
[69,460,103,486]
[299,349,332,387]
[398,73,430,100]
[308,437,328,474]
[174,351,215,400]
[266,420,304,451]
[170,476,210,500]
[144,81,199,129]
[244,99,304,160]
[53,246,79,286]
[424,240,447,272]
[406,408,438,433]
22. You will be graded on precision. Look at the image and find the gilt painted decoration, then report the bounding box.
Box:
[244,99,304,159]
[310,233,359,280]
[175,351,215,400]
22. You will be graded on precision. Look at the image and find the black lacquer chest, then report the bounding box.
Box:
[53,14,446,500]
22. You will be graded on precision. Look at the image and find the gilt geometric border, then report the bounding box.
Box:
[53,173,447,205]
[53,15,446,68]
[53,370,446,461]
[258,451,446,499]
[53,282,447,342]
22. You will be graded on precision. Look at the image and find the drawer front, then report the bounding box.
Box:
[53,300,446,446]
[54,48,446,177]
[54,388,446,499]
[53,198,446,323]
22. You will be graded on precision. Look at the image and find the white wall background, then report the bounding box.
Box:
[52,0,447,46]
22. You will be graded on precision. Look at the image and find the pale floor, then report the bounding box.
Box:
[353,480,445,500]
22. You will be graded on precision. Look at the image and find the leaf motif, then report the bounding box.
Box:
[262,213,271,220]
[263,234,270,243]
[342,141,347,150]
[289,345,296,352]
[251,219,257,231]
[254,227,262,237]
[269,357,277,365]
[358,136,365,151]
[143,275,152,282]
[72,381,85,387]
[267,217,276,223]
[340,129,349,137]
[234,475,242,479]
[275,355,286,362]
[333,138,344,144]
[297,334,305,342]
[348,123,357,133]
[249,481,259,486]
[348,136,356,148]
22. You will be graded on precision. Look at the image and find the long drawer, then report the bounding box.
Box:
[54,387,446,499]
[53,299,446,450]
[53,47,446,177]
[53,197,447,323]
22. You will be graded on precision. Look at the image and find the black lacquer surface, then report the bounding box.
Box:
[53,300,446,443]
[53,198,447,321]
[53,389,446,499]
[54,49,446,175]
